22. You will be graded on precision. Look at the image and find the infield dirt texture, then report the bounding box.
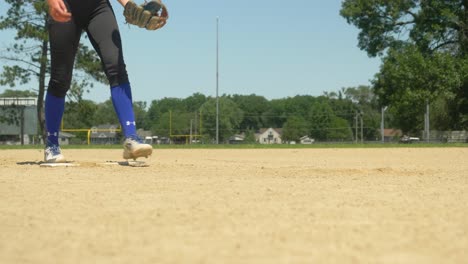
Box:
[1,148,467,263]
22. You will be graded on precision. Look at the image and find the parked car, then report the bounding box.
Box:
[399,135,420,143]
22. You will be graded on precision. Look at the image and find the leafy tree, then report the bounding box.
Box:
[60,99,97,141]
[307,100,334,141]
[0,0,105,139]
[328,116,353,141]
[146,97,184,129]
[62,99,148,140]
[154,97,186,113]
[230,94,269,130]
[0,89,37,98]
[146,100,162,130]
[323,91,339,100]
[93,100,118,125]
[284,95,317,118]
[282,115,309,142]
[262,99,287,129]
[243,129,257,144]
[146,96,202,136]
[150,111,170,137]
[200,97,243,142]
[342,86,376,106]
[341,0,468,130]
[328,91,357,129]
[183,93,207,113]
[181,93,205,135]
[340,86,380,140]
[151,111,195,138]
[63,99,97,129]
[373,45,463,132]
[133,101,148,130]
[340,0,468,57]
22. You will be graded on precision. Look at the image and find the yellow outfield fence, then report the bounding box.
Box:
[169,110,203,144]
[61,121,121,145]
[61,110,203,145]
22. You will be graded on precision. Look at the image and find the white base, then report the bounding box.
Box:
[40,163,78,167]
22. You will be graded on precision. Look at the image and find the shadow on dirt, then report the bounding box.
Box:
[16,161,44,166]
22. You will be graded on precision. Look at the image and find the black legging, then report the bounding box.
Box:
[48,0,129,98]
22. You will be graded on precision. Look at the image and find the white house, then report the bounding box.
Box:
[256,128,282,144]
[90,124,119,145]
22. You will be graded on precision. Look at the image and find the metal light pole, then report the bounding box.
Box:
[355,111,358,144]
[381,106,387,143]
[425,99,430,142]
[360,112,364,144]
[216,17,220,144]
[190,119,193,144]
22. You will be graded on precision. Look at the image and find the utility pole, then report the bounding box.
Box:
[194,112,198,136]
[20,106,25,146]
[355,111,358,143]
[190,119,193,145]
[425,99,430,142]
[360,111,364,144]
[381,106,387,143]
[216,17,220,144]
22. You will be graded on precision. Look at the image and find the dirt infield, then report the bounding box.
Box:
[0,147,467,263]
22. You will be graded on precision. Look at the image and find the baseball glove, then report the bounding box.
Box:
[124,0,168,31]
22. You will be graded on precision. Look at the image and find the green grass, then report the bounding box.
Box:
[0,142,466,150]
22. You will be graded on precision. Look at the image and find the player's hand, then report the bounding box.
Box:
[47,0,72,22]
[117,0,130,8]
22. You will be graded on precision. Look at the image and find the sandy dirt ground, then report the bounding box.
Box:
[0,147,467,264]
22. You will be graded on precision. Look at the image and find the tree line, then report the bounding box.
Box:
[0,86,416,143]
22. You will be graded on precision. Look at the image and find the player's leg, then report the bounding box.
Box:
[45,15,82,162]
[86,0,152,160]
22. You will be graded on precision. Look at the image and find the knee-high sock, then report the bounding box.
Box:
[111,83,137,138]
[45,93,65,145]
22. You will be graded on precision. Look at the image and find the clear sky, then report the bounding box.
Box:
[0,0,381,104]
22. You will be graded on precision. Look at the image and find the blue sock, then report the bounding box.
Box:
[111,83,137,138]
[45,93,65,145]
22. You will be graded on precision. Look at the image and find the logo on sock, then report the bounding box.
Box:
[126,121,136,126]
[47,132,58,137]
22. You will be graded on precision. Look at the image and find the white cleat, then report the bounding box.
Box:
[44,144,66,163]
[123,136,153,160]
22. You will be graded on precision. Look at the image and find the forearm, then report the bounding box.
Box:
[116,0,129,7]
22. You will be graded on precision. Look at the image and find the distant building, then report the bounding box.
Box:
[58,132,75,145]
[0,97,38,145]
[256,128,282,144]
[229,133,245,144]
[90,124,119,145]
[137,128,152,139]
[381,129,403,142]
